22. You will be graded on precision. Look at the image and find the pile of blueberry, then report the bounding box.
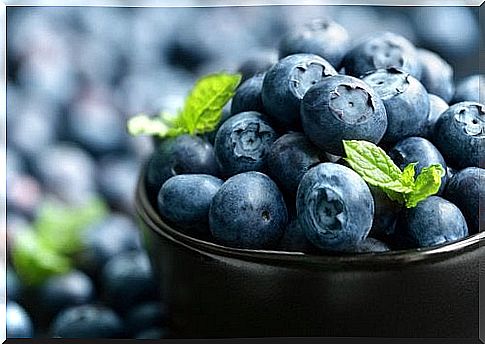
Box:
[147,20,484,254]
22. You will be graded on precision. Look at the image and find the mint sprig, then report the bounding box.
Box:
[343,140,445,208]
[127,72,242,139]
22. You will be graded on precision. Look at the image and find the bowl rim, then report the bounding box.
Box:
[135,167,485,267]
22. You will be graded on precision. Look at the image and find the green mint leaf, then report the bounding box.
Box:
[404,164,445,208]
[12,230,72,286]
[180,72,241,135]
[402,162,418,187]
[342,140,413,193]
[35,197,108,255]
[127,113,172,137]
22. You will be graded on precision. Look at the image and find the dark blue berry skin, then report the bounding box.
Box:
[145,134,220,199]
[296,163,374,252]
[394,196,468,249]
[7,302,33,338]
[388,137,448,194]
[7,268,22,303]
[214,111,277,177]
[368,186,402,240]
[38,270,95,320]
[349,238,391,253]
[157,174,223,233]
[362,68,430,144]
[266,132,325,196]
[278,18,350,68]
[433,102,484,169]
[342,32,421,80]
[262,53,337,129]
[125,302,168,336]
[231,73,265,115]
[301,75,388,155]
[452,75,484,104]
[209,172,288,249]
[417,49,454,103]
[50,305,124,338]
[278,218,317,253]
[444,167,484,234]
[423,94,449,139]
[79,214,142,278]
[101,252,159,314]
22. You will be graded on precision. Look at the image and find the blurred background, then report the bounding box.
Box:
[4,5,483,339]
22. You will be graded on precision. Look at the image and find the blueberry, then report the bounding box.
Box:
[157,174,223,233]
[278,217,316,253]
[7,268,23,303]
[125,302,168,336]
[297,163,374,252]
[388,137,448,194]
[209,172,288,249]
[237,50,278,82]
[262,53,337,128]
[101,251,159,314]
[6,302,33,338]
[50,304,124,338]
[279,18,350,68]
[266,132,325,195]
[79,214,142,277]
[452,74,484,104]
[362,68,429,144]
[423,94,449,139]
[214,111,277,177]
[301,75,387,155]
[230,72,265,115]
[444,167,484,234]
[368,186,402,240]
[433,102,484,169]
[39,270,95,320]
[349,237,391,253]
[417,49,454,103]
[145,134,220,199]
[342,32,421,79]
[394,196,468,248]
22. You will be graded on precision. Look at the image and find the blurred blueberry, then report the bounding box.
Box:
[50,304,124,338]
[79,214,142,277]
[237,50,278,82]
[125,302,169,336]
[7,302,34,338]
[452,74,484,104]
[38,270,95,320]
[135,327,170,339]
[7,268,23,303]
[101,251,159,314]
[418,49,454,103]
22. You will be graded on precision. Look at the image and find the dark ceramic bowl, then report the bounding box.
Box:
[135,169,484,339]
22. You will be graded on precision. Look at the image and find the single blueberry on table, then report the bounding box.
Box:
[50,304,124,338]
[209,172,288,249]
[417,49,454,103]
[101,251,159,314]
[38,270,95,320]
[388,137,448,194]
[452,74,484,104]
[266,132,326,196]
[78,214,142,278]
[423,94,449,139]
[368,185,402,240]
[362,68,429,144]
[341,31,421,80]
[301,74,387,155]
[214,111,277,177]
[231,72,265,115]
[444,167,484,235]
[145,134,220,199]
[296,163,374,252]
[394,196,468,249]
[262,53,337,129]
[278,18,350,68]
[6,302,33,338]
[157,174,223,234]
[433,102,484,169]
